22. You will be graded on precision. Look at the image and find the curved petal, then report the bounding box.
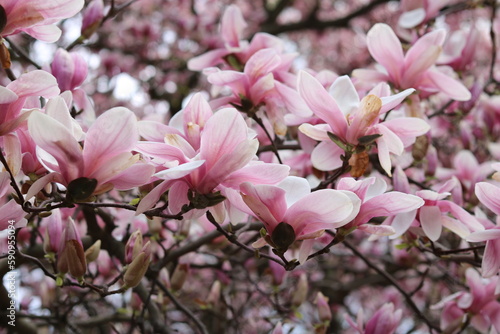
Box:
[329,75,360,116]
[310,141,343,171]
[366,24,404,84]
[476,182,500,216]
[482,240,500,277]
[284,189,354,232]
[240,182,287,233]
[425,69,472,101]
[419,205,443,241]
[297,71,347,137]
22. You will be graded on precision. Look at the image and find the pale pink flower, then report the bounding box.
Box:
[432,268,500,333]
[336,177,424,236]
[344,303,402,334]
[353,23,471,101]
[240,176,360,253]
[0,0,84,42]
[0,171,26,230]
[398,0,450,29]
[0,70,60,136]
[467,181,500,277]
[389,169,484,241]
[136,106,289,219]
[27,106,154,200]
[297,71,429,175]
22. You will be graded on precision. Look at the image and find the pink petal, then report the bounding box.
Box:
[438,200,484,232]
[475,182,500,216]
[467,229,500,242]
[482,239,500,277]
[310,141,343,171]
[356,192,424,226]
[366,24,405,84]
[200,108,250,169]
[108,162,155,191]
[328,75,359,116]
[398,8,426,28]
[297,71,347,137]
[425,69,472,101]
[28,111,83,181]
[274,81,312,118]
[351,68,389,84]
[221,162,289,189]
[284,189,354,232]
[240,182,287,233]
[389,210,418,239]
[187,49,230,71]
[135,180,174,215]
[297,123,331,141]
[419,205,443,241]
[244,49,281,79]
[138,121,181,142]
[221,4,247,48]
[379,88,415,113]
[136,142,189,166]
[382,117,430,147]
[0,87,18,103]
[83,107,138,169]
[23,25,62,43]
[375,125,404,155]
[7,70,60,98]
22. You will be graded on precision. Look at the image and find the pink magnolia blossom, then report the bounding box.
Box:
[0,70,60,136]
[432,268,500,333]
[352,23,471,101]
[136,105,289,219]
[344,303,402,334]
[398,0,450,29]
[49,49,91,112]
[240,176,361,254]
[27,105,154,199]
[389,168,484,241]
[0,0,84,42]
[0,171,26,230]
[187,4,284,71]
[297,71,429,175]
[467,181,500,277]
[336,177,425,236]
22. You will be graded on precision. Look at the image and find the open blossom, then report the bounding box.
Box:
[389,167,484,241]
[431,268,500,333]
[352,23,471,101]
[26,105,154,200]
[0,0,84,42]
[467,180,500,277]
[136,101,289,219]
[336,177,424,236]
[0,70,60,136]
[0,171,26,230]
[240,176,361,255]
[344,303,402,334]
[297,71,429,176]
[398,0,450,29]
[187,4,284,71]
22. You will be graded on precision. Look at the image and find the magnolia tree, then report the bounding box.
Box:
[1,0,500,333]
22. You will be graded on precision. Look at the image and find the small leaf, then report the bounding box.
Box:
[327,132,348,151]
[66,177,98,202]
[357,133,382,145]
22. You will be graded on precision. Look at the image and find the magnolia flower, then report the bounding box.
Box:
[0,0,84,42]
[240,176,360,256]
[398,0,450,29]
[467,181,500,277]
[353,23,471,101]
[345,303,402,334]
[27,105,154,200]
[298,71,429,176]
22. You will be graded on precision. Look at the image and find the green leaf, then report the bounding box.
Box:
[327,132,349,151]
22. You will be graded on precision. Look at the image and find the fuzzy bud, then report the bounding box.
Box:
[125,230,143,264]
[85,240,101,263]
[57,218,86,279]
[81,0,104,39]
[123,241,151,289]
[170,263,190,291]
[291,273,308,308]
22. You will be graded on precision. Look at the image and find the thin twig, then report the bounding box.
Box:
[343,239,441,333]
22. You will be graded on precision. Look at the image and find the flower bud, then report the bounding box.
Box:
[125,230,143,264]
[81,0,104,39]
[123,242,151,289]
[57,218,87,279]
[43,209,63,254]
[170,263,190,291]
[291,273,308,308]
[85,240,101,263]
[315,292,332,323]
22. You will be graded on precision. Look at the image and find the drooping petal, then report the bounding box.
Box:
[297,123,331,142]
[221,162,290,189]
[467,229,500,242]
[419,205,443,241]
[355,192,424,226]
[425,69,472,101]
[382,117,430,147]
[379,88,415,114]
[284,189,354,233]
